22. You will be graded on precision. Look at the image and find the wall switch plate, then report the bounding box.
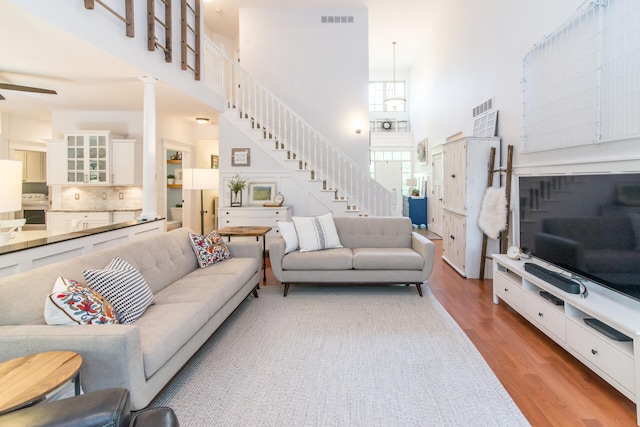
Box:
[75,193,80,200]
[119,193,124,200]
[102,193,107,200]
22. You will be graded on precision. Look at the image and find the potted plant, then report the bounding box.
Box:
[167,174,175,185]
[228,172,247,207]
[411,188,420,197]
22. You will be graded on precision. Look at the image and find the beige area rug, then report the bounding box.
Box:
[153,285,529,427]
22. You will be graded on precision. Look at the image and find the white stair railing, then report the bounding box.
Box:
[202,38,395,216]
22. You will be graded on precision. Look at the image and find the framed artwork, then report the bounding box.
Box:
[231,148,250,167]
[248,182,276,205]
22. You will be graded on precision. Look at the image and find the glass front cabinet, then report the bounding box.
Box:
[46,131,140,186]
[66,133,108,184]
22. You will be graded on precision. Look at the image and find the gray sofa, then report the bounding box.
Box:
[0,227,261,410]
[269,216,436,296]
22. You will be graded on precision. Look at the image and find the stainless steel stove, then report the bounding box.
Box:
[21,193,49,230]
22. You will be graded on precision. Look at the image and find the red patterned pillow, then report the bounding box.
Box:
[188,231,233,268]
[44,277,119,325]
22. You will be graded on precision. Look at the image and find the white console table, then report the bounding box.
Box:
[492,254,640,425]
[218,206,291,250]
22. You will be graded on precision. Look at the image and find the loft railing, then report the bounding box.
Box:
[84,0,134,37]
[180,0,200,79]
[202,38,395,216]
[147,0,172,62]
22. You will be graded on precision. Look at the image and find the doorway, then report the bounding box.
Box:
[374,160,402,215]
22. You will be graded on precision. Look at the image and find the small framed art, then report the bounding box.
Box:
[231,148,250,167]
[248,182,276,205]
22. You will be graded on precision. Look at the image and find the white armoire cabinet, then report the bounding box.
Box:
[442,134,500,279]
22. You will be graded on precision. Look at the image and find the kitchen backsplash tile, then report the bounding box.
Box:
[59,186,143,210]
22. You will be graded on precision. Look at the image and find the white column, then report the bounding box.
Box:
[138,76,159,221]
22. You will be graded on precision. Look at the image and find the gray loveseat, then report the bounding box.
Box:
[0,227,261,410]
[269,216,436,296]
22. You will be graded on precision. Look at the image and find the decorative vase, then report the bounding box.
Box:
[231,190,242,207]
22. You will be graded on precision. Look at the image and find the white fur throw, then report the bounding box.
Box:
[478,187,507,239]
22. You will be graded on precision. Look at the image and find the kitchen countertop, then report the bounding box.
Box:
[0,218,165,256]
[47,208,143,212]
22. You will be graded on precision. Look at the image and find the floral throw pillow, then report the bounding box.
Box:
[188,231,233,268]
[44,277,119,325]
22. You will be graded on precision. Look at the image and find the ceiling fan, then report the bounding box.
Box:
[0,83,57,100]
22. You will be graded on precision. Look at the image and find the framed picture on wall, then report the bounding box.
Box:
[231,148,250,167]
[248,182,276,205]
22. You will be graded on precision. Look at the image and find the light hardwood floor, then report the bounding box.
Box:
[265,239,637,427]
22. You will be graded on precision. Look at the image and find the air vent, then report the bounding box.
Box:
[472,98,493,117]
[321,16,354,24]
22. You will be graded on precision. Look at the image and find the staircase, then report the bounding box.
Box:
[203,39,395,217]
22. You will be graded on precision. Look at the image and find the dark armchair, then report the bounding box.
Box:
[0,388,178,427]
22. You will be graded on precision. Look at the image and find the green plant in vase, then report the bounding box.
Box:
[228,173,247,207]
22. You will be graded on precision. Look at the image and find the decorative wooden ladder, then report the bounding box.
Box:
[479,144,513,280]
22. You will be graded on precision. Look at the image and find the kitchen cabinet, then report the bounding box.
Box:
[14,150,46,183]
[112,210,142,224]
[46,131,139,186]
[47,211,112,233]
[112,140,142,185]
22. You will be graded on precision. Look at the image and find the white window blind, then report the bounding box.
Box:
[521,0,640,153]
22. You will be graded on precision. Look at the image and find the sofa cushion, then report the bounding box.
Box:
[353,248,425,270]
[334,217,413,249]
[153,273,244,318]
[134,302,209,379]
[83,257,154,324]
[292,212,342,252]
[282,248,353,270]
[188,231,233,268]
[44,277,119,325]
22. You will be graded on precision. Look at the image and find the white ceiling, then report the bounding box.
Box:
[0,0,432,121]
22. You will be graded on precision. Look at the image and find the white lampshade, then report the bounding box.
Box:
[0,160,22,213]
[406,178,418,187]
[182,168,219,191]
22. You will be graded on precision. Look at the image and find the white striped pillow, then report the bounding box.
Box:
[83,257,154,324]
[292,212,342,253]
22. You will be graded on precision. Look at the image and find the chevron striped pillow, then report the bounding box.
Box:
[83,257,154,324]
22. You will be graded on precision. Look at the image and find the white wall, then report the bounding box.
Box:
[408,0,592,173]
[238,8,370,170]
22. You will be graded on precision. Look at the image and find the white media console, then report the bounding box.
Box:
[492,254,640,425]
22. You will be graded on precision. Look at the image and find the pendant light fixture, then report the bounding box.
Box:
[383,41,406,111]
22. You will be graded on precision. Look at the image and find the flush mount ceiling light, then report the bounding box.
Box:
[195,117,209,124]
[383,41,406,111]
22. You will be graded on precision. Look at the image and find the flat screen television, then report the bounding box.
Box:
[518,173,640,302]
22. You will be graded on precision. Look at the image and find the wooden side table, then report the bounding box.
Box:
[217,226,272,282]
[0,351,82,415]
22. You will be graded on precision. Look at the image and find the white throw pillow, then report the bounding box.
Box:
[292,212,342,253]
[278,221,299,254]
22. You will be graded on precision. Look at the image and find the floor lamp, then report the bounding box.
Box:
[0,160,23,245]
[182,168,219,236]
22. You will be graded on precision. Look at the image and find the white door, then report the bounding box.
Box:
[374,160,402,215]
[431,152,444,236]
